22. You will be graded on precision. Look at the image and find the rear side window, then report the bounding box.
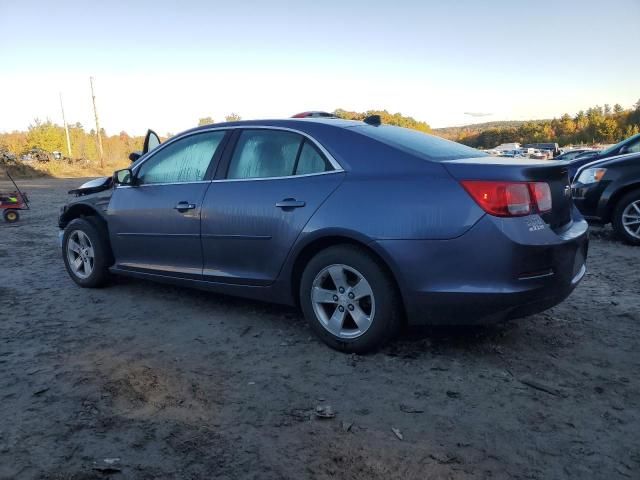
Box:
[295,141,330,175]
[351,124,486,161]
[227,130,333,179]
[137,131,225,184]
[228,130,301,179]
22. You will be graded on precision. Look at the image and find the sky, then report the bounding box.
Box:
[1,0,639,135]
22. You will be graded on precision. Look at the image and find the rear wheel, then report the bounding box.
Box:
[612,189,640,246]
[3,209,19,223]
[300,245,402,353]
[62,217,110,287]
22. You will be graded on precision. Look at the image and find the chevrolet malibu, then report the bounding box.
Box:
[58,117,588,352]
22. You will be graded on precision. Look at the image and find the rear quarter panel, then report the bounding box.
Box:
[294,125,485,240]
[303,170,484,240]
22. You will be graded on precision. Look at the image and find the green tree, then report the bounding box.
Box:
[596,117,618,142]
[26,119,65,153]
[333,109,431,132]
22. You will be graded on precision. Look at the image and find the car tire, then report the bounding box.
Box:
[300,245,402,353]
[3,209,19,223]
[62,217,110,287]
[612,189,640,246]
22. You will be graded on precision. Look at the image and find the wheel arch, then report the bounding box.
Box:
[60,203,105,228]
[61,204,114,265]
[288,232,407,320]
[604,182,640,223]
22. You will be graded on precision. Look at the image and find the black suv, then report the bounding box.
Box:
[572,151,640,245]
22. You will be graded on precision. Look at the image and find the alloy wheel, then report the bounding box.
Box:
[622,200,640,240]
[311,264,376,339]
[66,230,95,279]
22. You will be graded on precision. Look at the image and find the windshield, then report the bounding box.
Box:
[350,124,486,161]
[599,133,640,156]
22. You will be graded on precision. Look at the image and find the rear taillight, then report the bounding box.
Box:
[460,181,552,217]
[531,182,552,212]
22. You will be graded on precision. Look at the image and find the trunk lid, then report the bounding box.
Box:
[442,157,572,230]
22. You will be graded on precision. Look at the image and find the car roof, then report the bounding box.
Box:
[184,118,363,136]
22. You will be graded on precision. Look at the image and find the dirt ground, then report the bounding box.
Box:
[0,178,638,480]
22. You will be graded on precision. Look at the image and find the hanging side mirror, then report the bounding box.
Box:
[129,151,142,162]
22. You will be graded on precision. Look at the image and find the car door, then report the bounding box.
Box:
[108,130,229,278]
[200,128,344,285]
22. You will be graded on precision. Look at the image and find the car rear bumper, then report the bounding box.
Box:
[373,209,589,326]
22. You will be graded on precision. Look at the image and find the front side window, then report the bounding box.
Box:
[137,131,225,185]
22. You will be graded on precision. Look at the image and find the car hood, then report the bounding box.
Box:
[576,151,640,172]
[68,176,113,196]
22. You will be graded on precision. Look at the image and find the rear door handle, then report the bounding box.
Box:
[276,198,306,209]
[174,201,196,212]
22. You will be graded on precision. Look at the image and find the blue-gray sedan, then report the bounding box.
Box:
[58,117,588,352]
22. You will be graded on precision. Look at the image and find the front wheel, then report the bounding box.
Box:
[612,189,640,246]
[62,217,110,287]
[300,245,402,353]
[3,209,19,223]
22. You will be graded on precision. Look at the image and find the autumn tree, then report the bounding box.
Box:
[334,109,431,132]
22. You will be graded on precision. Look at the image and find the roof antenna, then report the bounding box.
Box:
[363,114,381,126]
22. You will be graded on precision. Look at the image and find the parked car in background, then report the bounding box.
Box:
[524,143,560,158]
[588,133,640,160]
[572,151,640,245]
[58,118,588,352]
[567,134,640,180]
[555,149,595,161]
[530,149,549,160]
[291,111,337,118]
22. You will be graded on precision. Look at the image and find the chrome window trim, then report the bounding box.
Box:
[131,125,344,181]
[210,169,344,183]
[115,170,344,189]
[115,180,211,189]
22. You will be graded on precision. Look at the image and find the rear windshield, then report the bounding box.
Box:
[350,124,486,161]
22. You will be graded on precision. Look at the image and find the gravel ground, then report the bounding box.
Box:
[0,178,638,480]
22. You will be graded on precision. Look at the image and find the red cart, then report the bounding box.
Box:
[1,170,29,223]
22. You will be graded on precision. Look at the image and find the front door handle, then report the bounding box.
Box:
[276,198,306,210]
[174,201,196,212]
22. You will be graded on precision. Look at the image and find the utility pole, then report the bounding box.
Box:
[89,76,104,167]
[59,92,72,157]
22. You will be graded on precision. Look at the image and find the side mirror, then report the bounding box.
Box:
[114,168,135,186]
[129,151,142,162]
[619,145,629,154]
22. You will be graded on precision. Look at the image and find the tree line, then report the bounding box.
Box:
[442,101,640,149]
[333,109,431,132]
[2,102,638,167]
[0,113,244,165]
